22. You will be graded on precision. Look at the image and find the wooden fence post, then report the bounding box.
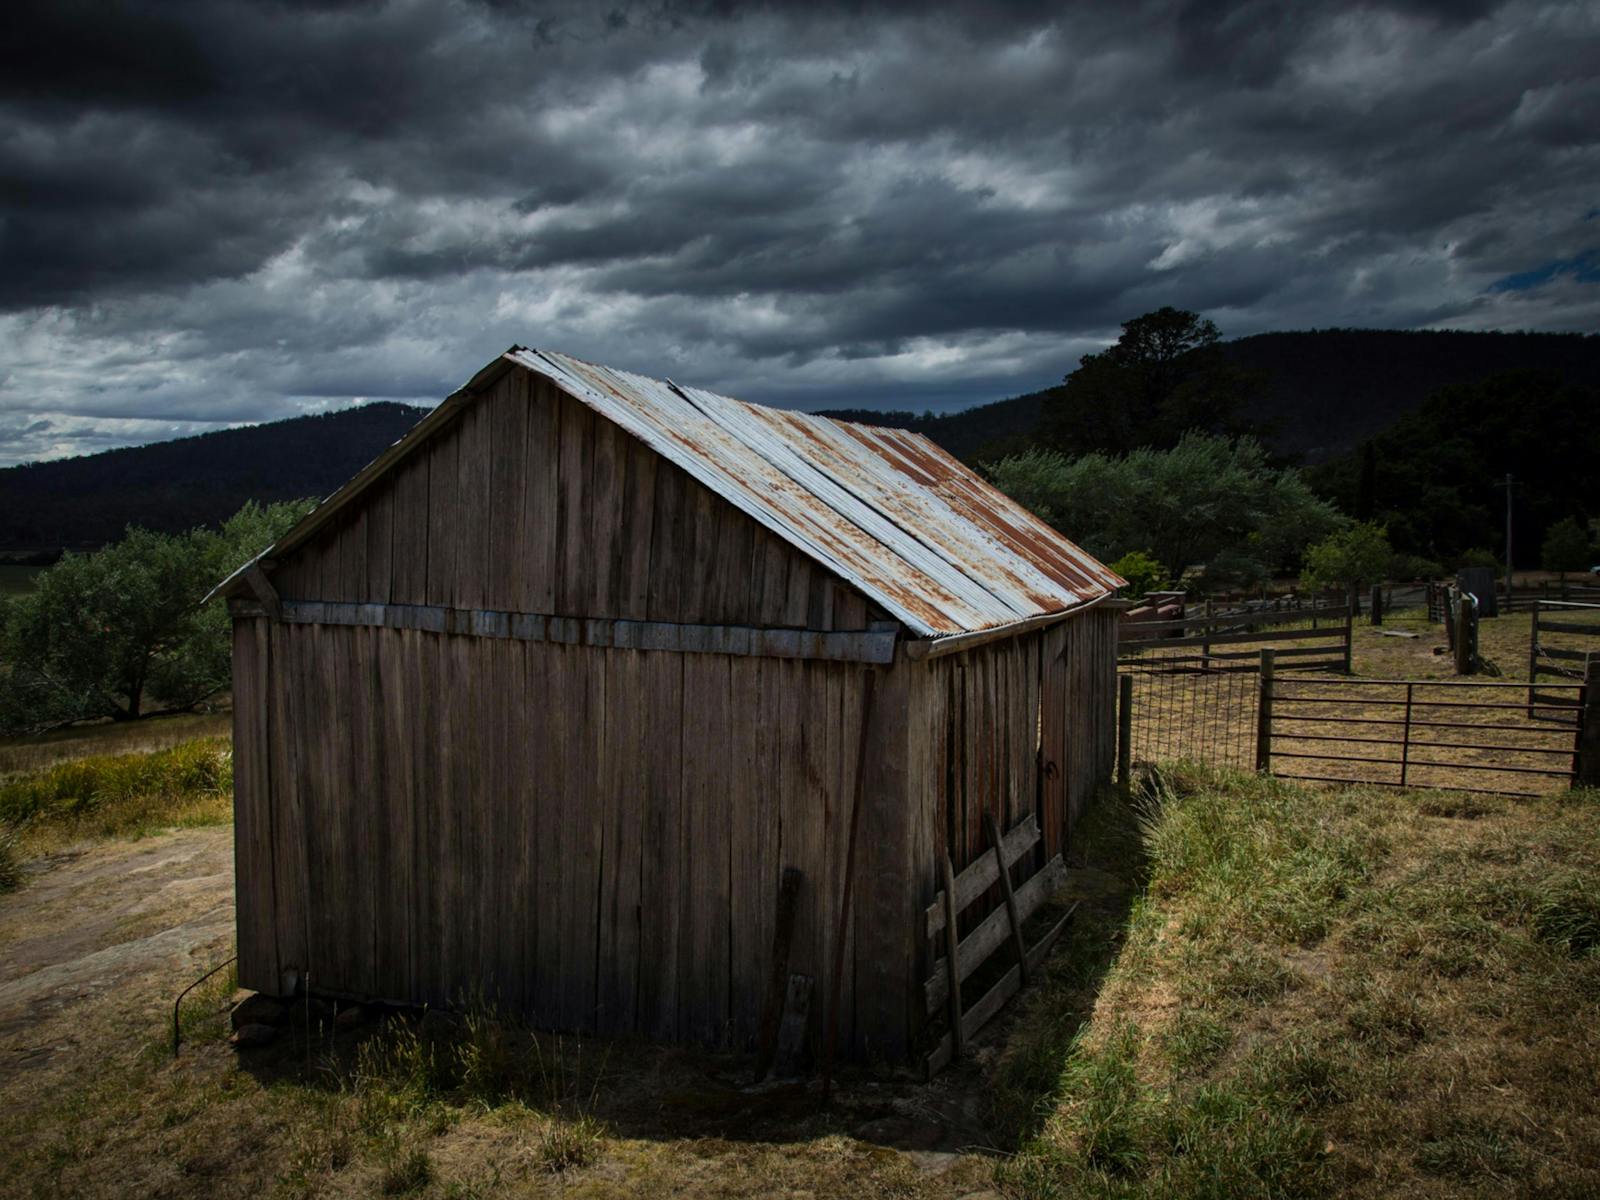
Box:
[1255,648,1275,772]
[1455,597,1475,676]
[1343,603,1354,674]
[1579,658,1600,789]
[1117,674,1133,798]
[1527,599,1541,718]
[1371,583,1383,626]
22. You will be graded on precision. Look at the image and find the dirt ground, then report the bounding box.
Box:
[0,823,1073,1199]
[0,828,235,1088]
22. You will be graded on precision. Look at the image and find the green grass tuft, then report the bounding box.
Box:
[0,737,231,857]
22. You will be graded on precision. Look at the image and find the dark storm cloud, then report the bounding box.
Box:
[0,0,1596,464]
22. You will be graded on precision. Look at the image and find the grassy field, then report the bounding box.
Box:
[0,708,233,778]
[2,742,1597,1197]
[0,564,43,597]
[997,764,1600,1199]
[0,737,233,869]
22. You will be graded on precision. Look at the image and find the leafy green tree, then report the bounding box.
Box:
[1306,371,1600,568]
[1300,522,1394,597]
[1541,516,1594,579]
[0,499,311,734]
[1041,307,1265,456]
[986,433,1342,587]
[1108,550,1169,601]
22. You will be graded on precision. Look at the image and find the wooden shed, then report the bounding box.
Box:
[213,347,1124,1063]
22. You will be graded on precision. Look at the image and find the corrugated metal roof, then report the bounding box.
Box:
[511,348,1122,639]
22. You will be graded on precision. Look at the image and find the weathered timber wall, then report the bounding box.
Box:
[901,604,1117,1043]
[232,618,915,1058]
[269,370,878,631]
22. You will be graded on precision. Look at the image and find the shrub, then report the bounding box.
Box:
[1109,550,1169,601]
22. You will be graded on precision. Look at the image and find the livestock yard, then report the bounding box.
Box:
[1,602,1597,1198]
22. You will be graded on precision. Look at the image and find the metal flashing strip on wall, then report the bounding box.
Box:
[229,598,898,665]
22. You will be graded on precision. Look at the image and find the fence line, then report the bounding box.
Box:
[1258,656,1595,798]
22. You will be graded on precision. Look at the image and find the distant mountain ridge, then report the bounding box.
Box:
[6,328,1599,557]
[818,328,1600,464]
[0,403,426,556]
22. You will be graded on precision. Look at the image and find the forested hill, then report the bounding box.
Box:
[0,403,425,555]
[1228,329,1600,461]
[818,329,1600,464]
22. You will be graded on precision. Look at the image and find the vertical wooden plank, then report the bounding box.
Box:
[727,656,772,1049]
[503,638,533,1011]
[555,391,595,618]
[389,457,429,606]
[756,531,793,627]
[828,663,859,1052]
[711,503,755,625]
[784,559,813,629]
[806,569,836,631]
[646,461,688,623]
[782,660,830,1056]
[339,510,368,603]
[854,661,910,1058]
[454,401,491,611]
[316,521,343,603]
[522,379,559,615]
[637,652,684,1038]
[451,631,483,1003]
[364,482,394,605]
[232,618,280,993]
[618,434,658,620]
[598,648,645,1032]
[485,635,516,1007]
[529,639,564,1021]
[588,414,623,619]
[402,629,435,1003]
[349,626,381,999]
[489,373,529,611]
[301,623,342,993]
[267,622,309,994]
[580,645,607,1030]
[426,422,460,607]
[682,479,718,623]
[833,587,868,632]
[679,653,733,1044]
[374,629,413,1002]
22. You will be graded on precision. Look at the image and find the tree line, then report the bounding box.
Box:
[983,308,1598,596]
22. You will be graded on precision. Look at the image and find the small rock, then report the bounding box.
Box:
[334,1003,372,1030]
[905,1149,961,1174]
[230,993,289,1030]
[230,1022,279,1048]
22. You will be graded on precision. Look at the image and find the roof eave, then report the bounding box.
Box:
[902,592,1127,660]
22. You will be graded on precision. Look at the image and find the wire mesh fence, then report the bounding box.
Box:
[1119,650,1260,772]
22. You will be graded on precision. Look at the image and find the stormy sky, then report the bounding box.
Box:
[2,1,1597,466]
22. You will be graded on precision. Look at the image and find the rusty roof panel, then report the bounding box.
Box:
[509,348,1122,638]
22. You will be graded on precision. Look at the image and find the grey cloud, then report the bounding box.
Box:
[0,0,1596,465]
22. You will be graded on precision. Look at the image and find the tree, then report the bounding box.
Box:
[1041,307,1265,456]
[985,433,1343,588]
[0,499,312,734]
[1541,516,1594,579]
[1108,550,1168,600]
[1300,522,1394,598]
